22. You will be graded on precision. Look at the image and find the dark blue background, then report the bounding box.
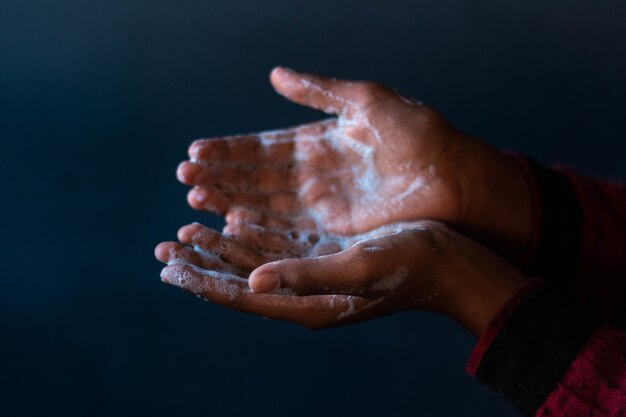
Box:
[2,1,625,415]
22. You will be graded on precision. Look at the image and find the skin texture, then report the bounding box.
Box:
[178,67,533,262]
[156,67,532,336]
[155,219,524,336]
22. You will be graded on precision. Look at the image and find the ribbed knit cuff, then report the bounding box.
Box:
[523,158,585,287]
[467,279,598,416]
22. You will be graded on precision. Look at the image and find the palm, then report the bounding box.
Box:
[178,68,468,235]
[155,220,437,329]
[291,104,460,233]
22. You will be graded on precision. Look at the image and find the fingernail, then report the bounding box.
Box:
[194,189,207,203]
[250,272,280,293]
[272,66,294,76]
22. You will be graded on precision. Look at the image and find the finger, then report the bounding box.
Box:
[188,131,295,165]
[188,118,338,166]
[248,246,366,295]
[299,177,339,207]
[230,191,300,215]
[160,263,251,306]
[226,207,294,229]
[230,293,370,329]
[177,223,271,271]
[225,207,318,231]
[154,241,249,276]
[161,263,369,329]
[176,161,207,185]
[270,67,392,115]
[155,241,185,263]
[187,186,231,214]
[177,161,298,193]
[223,222,310,256]
[223,221,339,258]
[189,185,300,215]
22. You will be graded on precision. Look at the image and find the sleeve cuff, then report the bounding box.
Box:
[501,152,544,271]
[466,278,598,416]
[465,278,544,374]
[503,153,585,287]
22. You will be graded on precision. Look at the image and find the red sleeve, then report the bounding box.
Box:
[536,326,626,417]
[512,155,626,325]
[467,279,626,417]
[558,169,626,325]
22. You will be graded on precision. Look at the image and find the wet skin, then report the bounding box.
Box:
[156,67,531,335]
[155,219,524,335]
[178,67,533,262]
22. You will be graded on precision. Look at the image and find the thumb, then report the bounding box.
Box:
[270,66,390,115]
[248,250,365,295]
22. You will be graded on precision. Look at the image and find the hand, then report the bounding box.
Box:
[155,220,524,335]
[177,67,533,261]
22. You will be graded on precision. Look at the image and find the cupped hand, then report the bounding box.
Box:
[155,219,524,334]
[178,67,533,261]
[154,220,432,329]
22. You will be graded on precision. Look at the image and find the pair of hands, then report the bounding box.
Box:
[155,67,527,335]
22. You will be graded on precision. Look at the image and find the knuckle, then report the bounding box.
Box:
[417,106,446,128]
[357,81,386,101]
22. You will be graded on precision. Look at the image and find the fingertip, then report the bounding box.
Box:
[177,223,200,243]
[188,187,226,212]
[270,65,291,80]
[225,211,238,225]
[159,266,172,284]
[187,188,205,209]
[188,139,226,161]
[269,66,281,86]
[269,65,282,80]
[222,224,236,236]
[188,139,206,159]
[270,66,298,94]
[187,187,229,214]
[154,241,177,262]
[226,207,262,226]
[176,161,204,185]
[249,268,281,293]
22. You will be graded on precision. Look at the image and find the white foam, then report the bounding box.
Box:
[337,295,358,320]
[360,246,384,252]
[299,79,353,115]
[179,77,439,309]
[363,297,384,310]
[428,164,436,176]
[370,266,408,292]
[392,175,426,202]
[162,261,247,302]
[270,287,298,296]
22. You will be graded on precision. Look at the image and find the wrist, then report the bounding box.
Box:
[450,268,524,337]
[433,233,526,337]
[459,142,534,264]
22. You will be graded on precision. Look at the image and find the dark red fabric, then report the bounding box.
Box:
[556,168,626,325]
[465,278,544,375]
[535,326,626,417]
[503,153,544,271]
[467,160,626,416]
